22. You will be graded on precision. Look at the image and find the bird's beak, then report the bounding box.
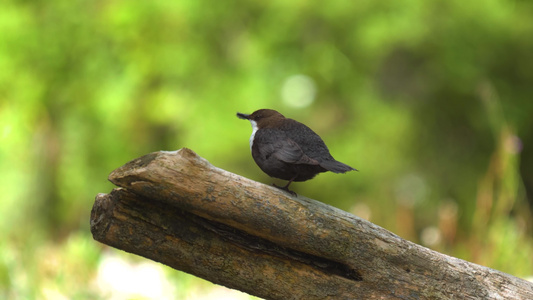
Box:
[236,112,250,120]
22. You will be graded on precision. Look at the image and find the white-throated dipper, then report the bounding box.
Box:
[237,109,356,194]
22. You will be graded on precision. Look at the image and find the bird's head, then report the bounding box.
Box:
[237,109,286,129]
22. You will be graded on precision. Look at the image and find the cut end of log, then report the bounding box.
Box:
[90,192,115,241]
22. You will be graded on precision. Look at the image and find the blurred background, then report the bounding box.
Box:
[1,0,533,299]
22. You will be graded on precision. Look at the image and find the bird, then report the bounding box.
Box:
[236,109,356,194]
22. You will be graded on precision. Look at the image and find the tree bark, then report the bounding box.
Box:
[90,148,533,300]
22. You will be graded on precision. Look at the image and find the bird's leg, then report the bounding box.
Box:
[273,176,297,196]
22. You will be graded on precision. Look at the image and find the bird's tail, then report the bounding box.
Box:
[320,159,357,173]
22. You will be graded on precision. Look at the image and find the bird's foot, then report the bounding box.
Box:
[272,183,297,196]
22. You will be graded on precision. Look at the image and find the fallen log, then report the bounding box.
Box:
[90,148,533,299]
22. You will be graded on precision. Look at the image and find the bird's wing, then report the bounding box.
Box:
[272,138,320,165]
[281,119,332,160]
[255,129,320,165]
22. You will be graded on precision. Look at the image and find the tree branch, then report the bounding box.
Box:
[90,148,533,299]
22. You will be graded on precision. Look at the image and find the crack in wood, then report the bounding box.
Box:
[107,190,363,282]
[196,216,363,282]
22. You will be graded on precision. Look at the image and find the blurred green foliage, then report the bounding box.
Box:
[2,0,533,298]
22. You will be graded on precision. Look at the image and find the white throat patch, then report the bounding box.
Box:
[249,120,258,151]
